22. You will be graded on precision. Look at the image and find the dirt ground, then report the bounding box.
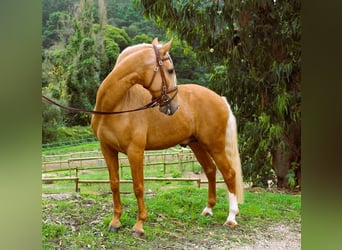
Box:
[232,222,301,250]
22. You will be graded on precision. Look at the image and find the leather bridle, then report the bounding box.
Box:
[41,44,178,115]
[145,44,178,107]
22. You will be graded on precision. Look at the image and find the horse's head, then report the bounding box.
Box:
[142,38,179,116]
[113,38,179,115]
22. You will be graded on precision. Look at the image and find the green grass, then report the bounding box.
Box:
[42,187,301,249]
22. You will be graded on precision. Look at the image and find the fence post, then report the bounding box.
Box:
[75,177,80,192]
[163,153,166,174]
[75,164,80,192]
[120,161,123,179]
[192,154,195,172]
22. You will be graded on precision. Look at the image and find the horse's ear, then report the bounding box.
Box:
[159,39,173,56]
[152,37,159,46]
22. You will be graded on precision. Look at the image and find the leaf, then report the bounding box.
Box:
[274,92,289,117]
[258,113,270,132]
[269,124,283,141]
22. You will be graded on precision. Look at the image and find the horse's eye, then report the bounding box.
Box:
[168,68,174,74]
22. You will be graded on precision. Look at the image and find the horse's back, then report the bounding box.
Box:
[178,84,228,118]
[179,83,224,100]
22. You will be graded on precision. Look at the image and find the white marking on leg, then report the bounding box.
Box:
[225,192,239,226]
[201,207,213,216]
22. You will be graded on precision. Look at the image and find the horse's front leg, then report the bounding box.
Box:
[127,146,147,236]
[100,142,122,232]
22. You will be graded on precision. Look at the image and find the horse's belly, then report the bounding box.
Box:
[145,133,192,150]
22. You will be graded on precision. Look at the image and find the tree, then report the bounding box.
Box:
[93,24,132,80]
[43,12,69,48]
[167,38,208,85]
[65,0,100,126]
[42,0,78,49]
[103,25,131,52]
[137,0,301,188]
[132,33,152,44]
[105,0,166,39]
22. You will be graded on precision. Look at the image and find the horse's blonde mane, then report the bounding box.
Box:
[116,43,152,65]
[116,42,169,66]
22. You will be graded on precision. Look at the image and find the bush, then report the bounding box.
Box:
[42,102,64,144]
[43,125,95,144]
[55,126,94,142]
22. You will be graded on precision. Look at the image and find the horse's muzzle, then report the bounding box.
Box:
[159,101,179,116]
[152,90,179,116]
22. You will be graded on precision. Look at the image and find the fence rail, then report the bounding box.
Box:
[42,148,225,193]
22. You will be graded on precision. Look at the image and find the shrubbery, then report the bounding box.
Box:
[43,125,94,144]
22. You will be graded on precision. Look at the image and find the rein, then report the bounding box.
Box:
[41,44,178,115]
[42,95,159,115]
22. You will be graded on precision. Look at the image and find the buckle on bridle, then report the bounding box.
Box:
[160,94,171,104]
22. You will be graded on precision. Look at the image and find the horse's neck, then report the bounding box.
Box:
[95,69,140,111]
[95,46,152,111]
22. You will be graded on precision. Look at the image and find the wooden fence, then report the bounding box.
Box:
[42,148,224,192]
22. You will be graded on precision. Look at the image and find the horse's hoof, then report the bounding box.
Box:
[202,211,213,217]
[223,220,238,229]
[108,225,121,232]
[131,229,144,237]
[201,207,213,217]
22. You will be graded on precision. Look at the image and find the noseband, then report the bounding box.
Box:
[145,44,178,107]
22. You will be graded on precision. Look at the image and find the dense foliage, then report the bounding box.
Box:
[137,0,301,188]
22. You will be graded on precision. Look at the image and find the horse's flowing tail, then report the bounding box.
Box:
[222,97,244,204]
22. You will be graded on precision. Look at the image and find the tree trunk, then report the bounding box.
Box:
[272,120,301,188]
[272,144,290,188]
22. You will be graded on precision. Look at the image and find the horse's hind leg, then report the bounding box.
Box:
[100,142,122,232]
[209,150,239,228]
[189,142,217,217]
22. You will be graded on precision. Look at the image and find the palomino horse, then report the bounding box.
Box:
[91,38,244,236]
